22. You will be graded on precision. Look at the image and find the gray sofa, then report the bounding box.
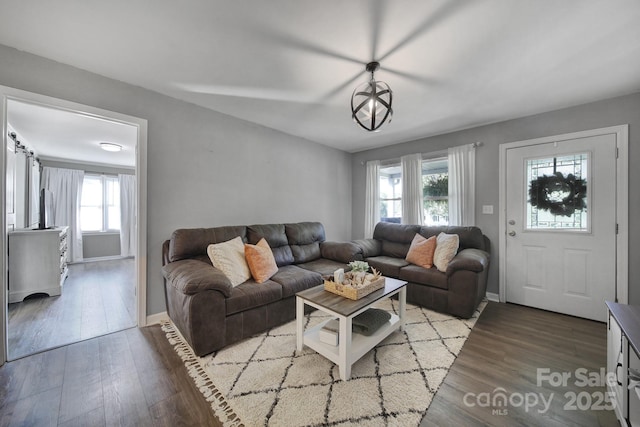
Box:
[353,222,490,318]
[161,222,361,356]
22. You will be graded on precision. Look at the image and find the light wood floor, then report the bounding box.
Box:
[0,302,619,426]
[8,259,136,360]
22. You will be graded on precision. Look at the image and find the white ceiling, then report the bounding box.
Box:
[8,100,137,168]
[1,1,639,153]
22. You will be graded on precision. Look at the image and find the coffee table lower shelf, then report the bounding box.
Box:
[296,278,407,381]
[302,313,401,367]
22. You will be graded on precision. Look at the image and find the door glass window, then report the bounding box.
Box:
[526,153,589,231]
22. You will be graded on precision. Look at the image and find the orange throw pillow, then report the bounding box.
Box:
[405,233,437,269]
[244,238,278,283]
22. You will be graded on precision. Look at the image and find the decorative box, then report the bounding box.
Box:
[324,275,385,300]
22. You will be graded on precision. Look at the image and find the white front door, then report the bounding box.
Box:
[504,133,617,322]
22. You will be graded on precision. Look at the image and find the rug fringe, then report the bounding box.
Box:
[161,321,244,427]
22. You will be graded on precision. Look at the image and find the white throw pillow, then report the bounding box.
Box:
[433,232,460,272]
[207,236,251,286]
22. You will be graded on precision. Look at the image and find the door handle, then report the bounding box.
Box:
[508,231,516,237]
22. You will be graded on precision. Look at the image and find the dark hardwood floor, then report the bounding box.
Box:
[0,302,618,426]
[0,325,220,426]
[8,259,136,360]
[422,302,618,426]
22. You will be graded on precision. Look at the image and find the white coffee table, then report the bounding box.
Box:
[295,277,407,381]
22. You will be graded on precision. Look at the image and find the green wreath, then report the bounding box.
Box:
[528,172,587,217]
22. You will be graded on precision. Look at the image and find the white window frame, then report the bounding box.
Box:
[379,162,402,222]
[81,174,120,233]
[422,156,449,226]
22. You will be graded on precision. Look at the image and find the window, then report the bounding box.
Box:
[422,158,448,226]
[80,175,120,232]
[378,157,449,225]
[526,153,588,231]
[379,164,402,223]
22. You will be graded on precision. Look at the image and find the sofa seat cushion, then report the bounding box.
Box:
[225,280,283,316]
[270,265,323,298]
[297,258,350,277]
[399,264,448,290]
[365,256,409,278]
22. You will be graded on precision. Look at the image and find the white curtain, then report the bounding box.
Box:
[401,153,424,225]
[448,144,476,226]
[119,174,136,257]
[364,160,380,238]
[41,167,84,262]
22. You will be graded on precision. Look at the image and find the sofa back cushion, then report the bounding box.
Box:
[285,222,325,263]
[169,226,247,262]
[419,226,486,252]
[373,222,421,258]
[247,224,294,267]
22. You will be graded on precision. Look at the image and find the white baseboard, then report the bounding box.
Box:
[146,311,169,325]
[486,292,500,302]
[70,255,133,264]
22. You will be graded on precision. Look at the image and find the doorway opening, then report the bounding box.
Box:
[1,86,148,363]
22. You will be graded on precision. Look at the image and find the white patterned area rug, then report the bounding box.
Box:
[162,298,486,427]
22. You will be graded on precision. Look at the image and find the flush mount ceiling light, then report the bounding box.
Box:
[99,142,122,152]
[351,61,393,132]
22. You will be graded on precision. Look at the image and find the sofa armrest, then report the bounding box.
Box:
[320,241,363,263]
[162,259,233,297]
[446,248,490,277]
[351,239,382,258]
[162,239,171,266]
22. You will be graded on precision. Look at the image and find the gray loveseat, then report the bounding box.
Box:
[353,222,490,318]
[161,222,361,356]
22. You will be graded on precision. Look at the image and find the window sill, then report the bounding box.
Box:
[82,231,120,236]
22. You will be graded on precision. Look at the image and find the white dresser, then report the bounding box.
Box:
[8,226,69,303]
[607,301,640,426]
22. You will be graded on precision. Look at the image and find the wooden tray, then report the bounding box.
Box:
[323,276,385,300]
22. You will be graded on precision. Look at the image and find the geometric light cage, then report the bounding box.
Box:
[351,61,393,132]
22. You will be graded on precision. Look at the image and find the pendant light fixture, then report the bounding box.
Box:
[351,61,393,132]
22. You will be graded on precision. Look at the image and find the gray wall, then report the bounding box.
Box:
[0,44,353,316]
[352,92,640,303]
[82,233,121,259]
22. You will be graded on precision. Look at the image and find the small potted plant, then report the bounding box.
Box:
[348,261,370,284]
[348,261,370,273]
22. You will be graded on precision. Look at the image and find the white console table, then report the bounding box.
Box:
[8,227,69,303]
